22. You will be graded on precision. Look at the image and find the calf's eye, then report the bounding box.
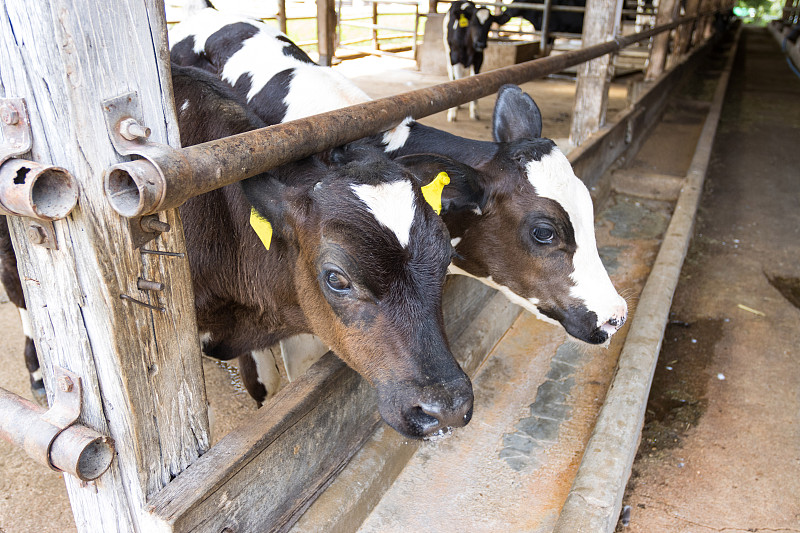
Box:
[324,270,351,293]
[531,226,555,244]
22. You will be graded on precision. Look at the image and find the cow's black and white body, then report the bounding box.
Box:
[443,1,496,121]
[495,0,585,39]
[169,9,628,348]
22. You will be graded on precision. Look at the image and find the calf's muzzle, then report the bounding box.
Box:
[376,374,473,439]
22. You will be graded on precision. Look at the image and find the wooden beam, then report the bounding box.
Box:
[569,0,625,146]
[0,1,209,530]
[674,0,702,59]
[645,0,680,80]
[317,0,337,66]
[278,0,288,34]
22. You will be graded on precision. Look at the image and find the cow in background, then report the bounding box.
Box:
[495,0,585,40]
[444,1,497,121]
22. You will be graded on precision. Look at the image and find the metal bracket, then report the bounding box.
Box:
[0,98,32,165]
[0,98,78,246]
[26,367,82,471]
[101,92,178,247]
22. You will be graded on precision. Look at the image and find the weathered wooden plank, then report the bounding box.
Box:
[569,0,624,146]
[0,1,208,531]
[148,353,380,533]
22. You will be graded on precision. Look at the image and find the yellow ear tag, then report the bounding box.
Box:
[459,14,469,27]
[250,207,273,250]
[421,171,451,215]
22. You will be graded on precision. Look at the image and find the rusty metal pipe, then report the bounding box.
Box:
[0,159,79,220]
[0,387,114,481]
[105,16,700,217]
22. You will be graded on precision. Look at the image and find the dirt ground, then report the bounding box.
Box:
[617,27,800,533]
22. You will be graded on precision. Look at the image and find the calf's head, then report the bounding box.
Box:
[241,146,472,438]
[401,86,627,345]
[469,6,495,52]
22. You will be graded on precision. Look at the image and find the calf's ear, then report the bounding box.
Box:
[492,84,543,142]
[396,154,487,215]
[240,174,302,247]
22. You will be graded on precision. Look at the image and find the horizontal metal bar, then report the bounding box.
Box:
[340,21,417,33]
[492,28,584,39]
[106,15,701,217]
[364,0,421,5]
[454,1,586,13]
[339,35,417,46]
[338,46,416,59]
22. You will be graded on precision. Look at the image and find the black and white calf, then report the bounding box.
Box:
[443,1,496,121]
[169,9,628,347]
[175,64,475,439]
[494,0,585,39]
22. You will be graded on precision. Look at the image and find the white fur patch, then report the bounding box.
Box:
[31,369,43,382]
[450,237,462,247]
[198,331,212,346]
[251,348,282,400]
[18,308,32,337]
[525,150,626,327]
[476,8,491,24]
[448,264,558,326]
[351,181,416,248]
[382,117,413,153]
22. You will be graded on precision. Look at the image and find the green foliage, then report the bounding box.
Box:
[733,0,784,25]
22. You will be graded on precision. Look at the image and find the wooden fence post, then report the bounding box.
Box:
[317,0,338,66]
[569,0,624,146]
[0,1,209,531]
[373,1,381,51]
[278,0,288,34]
[645,0,680,80]
[675,0,701,58]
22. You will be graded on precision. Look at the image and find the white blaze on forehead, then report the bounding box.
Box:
[525,149,626,326]
[351,180,417,248]
[476,8,491,24]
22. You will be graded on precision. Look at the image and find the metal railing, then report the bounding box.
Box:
[337,0,424,59]
[106,14,708,217]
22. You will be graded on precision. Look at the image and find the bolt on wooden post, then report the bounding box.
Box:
[0,1,209,531]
